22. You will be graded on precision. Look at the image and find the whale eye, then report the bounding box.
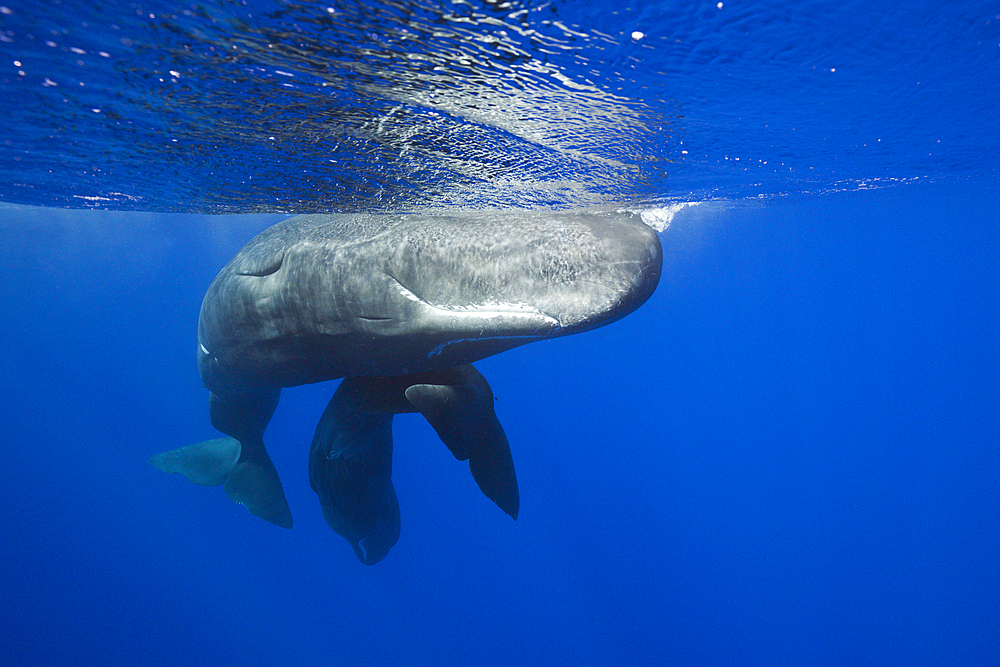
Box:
[235,253,284,277]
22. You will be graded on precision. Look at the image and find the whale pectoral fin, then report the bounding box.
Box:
[149,437,242,486]
[309,378,401,565]
[223,448,294,529]
[405,377,520,521]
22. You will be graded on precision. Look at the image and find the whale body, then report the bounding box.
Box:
[150,210,662,564]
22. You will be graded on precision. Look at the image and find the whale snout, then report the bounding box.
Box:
[618,215,663,300]
[541,214,662,333]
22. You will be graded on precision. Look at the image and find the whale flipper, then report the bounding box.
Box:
[405,366,519,521]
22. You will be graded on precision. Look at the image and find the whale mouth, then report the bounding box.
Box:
[387,273,562,327]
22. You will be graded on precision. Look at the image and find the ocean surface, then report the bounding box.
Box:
[1,1,998,665]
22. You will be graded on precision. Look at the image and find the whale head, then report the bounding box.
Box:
[375,211,662,356]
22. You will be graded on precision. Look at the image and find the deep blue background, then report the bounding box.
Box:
[2,0,999,664]
[2,181,997,665]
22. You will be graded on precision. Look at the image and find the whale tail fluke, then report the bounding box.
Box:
[222,447,294,529]
[405,375,520,521]
[149,436,293,529]
[148,437,241,486]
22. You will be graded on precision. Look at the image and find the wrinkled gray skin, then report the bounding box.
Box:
[151,210,662,565]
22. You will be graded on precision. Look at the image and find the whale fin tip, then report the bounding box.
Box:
[223,457,294,529]
[148,437,241,487]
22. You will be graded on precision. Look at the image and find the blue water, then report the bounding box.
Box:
[1,1,998,665]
